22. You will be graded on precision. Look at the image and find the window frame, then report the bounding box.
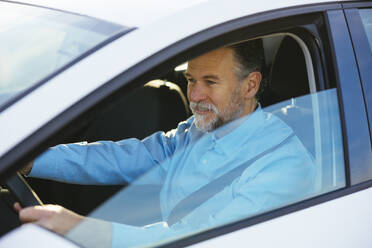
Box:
[326,8,372,186]
[343,6,372,178]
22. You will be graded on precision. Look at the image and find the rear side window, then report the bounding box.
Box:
[360,9,372,52]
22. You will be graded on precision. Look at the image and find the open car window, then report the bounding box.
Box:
[51,34,346,247]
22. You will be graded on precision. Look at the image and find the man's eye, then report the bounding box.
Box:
[207,80,216,85]
[187,78,195,83]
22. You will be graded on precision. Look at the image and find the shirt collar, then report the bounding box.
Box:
[213,110,254,139]
[189,105,270,153]
[211,106,267,154]
[213,105,262,138]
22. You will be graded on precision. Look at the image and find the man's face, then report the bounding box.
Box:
[185,48,249,132]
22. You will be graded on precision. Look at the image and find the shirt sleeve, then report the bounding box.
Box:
[65,217,112,248]
[66,219,184,248]
[29,130,178,185]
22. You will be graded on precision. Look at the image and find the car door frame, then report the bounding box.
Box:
[1,1,372,247]
[342,2,372,181]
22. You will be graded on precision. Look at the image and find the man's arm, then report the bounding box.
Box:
[14,203,83,236]
[15,203,177,248]
[14,148,317,248]
[28,130,179,185]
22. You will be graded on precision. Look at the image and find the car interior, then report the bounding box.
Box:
[0,33,343,234]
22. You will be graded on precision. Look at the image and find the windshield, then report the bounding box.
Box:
[0,2,127,109]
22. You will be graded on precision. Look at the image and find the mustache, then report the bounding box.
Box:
[190,101,218,113]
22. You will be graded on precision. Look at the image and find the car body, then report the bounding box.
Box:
[0,0,372,247]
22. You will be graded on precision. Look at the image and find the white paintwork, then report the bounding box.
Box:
[192,186,372,248]
[0,224,79,248]
[22,0,336,27]
[0,1,370,248]
[0,0,341,157]
[3,187,371,247]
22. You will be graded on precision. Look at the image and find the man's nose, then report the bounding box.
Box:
[189,82,207,103]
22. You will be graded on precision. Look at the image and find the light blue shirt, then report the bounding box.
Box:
[31,108,316,247]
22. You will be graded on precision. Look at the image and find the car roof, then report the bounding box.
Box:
[15,0,348,27]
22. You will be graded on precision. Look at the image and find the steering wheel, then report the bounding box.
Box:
[0,172,42,236]
[4,172,43,207]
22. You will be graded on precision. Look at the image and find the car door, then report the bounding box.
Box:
[1,1,372,248]
[61,3,371,247]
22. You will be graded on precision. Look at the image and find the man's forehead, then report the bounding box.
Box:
[186,47,234,74]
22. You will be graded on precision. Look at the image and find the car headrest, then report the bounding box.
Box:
[261,36,310,107]
[75,80,189,142]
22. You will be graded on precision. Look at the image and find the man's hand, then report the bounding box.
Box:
[14,202,84,235]
[19,161,34,175]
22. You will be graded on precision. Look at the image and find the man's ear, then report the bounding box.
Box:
[243,71,262,98]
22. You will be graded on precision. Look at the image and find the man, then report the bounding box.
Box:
[16,40,316,247]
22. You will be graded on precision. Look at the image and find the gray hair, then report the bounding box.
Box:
[227,39,265,100]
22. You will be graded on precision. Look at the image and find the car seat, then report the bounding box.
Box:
[262,35,322,191]
[77,79,190,142]
[263,35,344,194]
[262,35,315,156]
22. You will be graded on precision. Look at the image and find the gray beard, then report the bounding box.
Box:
[190,84,246,132]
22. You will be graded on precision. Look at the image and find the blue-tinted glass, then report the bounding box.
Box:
[67,89,346,247]
[360,9,372,53]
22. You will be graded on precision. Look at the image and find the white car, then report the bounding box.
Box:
[0,0,371,247]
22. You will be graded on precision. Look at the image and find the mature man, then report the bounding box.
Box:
[17,40,316,247]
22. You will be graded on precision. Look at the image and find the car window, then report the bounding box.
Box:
[360,9,372,52]
[0,2,127,109]
[55,35,346,247]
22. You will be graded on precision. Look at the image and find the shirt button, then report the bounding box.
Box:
[202,159,207,165]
